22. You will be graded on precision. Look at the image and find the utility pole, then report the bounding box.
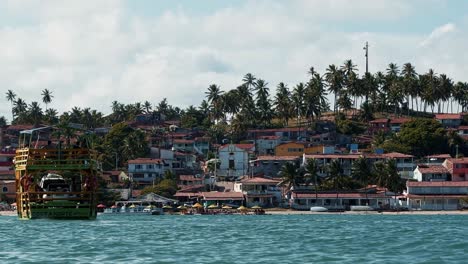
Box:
[363,41,369,74]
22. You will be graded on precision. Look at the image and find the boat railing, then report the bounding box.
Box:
[19,191,95,202]
[15,148,99,171]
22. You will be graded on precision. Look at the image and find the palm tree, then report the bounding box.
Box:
[143,101,152,114]
[401,63,418,115]
[304,158,320,201]
[242,73,257,90]
[41,89,53,111]
[5,90,16,122]
[328,159,343,207]
[44,108,59,125]
[292,83,306,125]
[13,98,28,123]
[351,157,371,204]
[278,162,302,191]
[254,79,272,127]
[274,82,292,127]
[27,102,43,126]
[205,84,224,123]
[385,159,404,208]
[325,65,344,113]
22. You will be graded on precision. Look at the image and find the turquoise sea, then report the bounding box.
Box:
[1,214,467,263]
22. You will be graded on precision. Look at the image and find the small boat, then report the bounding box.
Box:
[310,206,328,212]
[350,205,375,211]
[103,204,163,215]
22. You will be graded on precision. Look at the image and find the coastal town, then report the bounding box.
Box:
[1,66,468,214]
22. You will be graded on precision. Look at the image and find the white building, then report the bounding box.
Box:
[233,177,281,207]
[128,158,167,184]
[406,181,468,210]
[217,144,254,180]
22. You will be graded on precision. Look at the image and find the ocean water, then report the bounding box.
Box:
[0,214,467,263]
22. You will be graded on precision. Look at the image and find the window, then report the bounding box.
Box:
[135,165,142,169]
[229,160,235,169]
[2,187,7,193]
[147,164,154,169]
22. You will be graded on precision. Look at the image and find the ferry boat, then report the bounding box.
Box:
[15,127,99,220]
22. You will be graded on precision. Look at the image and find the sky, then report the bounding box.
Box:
[1,0,468,119]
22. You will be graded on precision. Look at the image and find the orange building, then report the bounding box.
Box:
[275,142,305,156]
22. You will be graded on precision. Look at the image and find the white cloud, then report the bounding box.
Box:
[0,0,467,122]
[420,23,457,47]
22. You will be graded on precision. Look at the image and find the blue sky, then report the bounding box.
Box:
[0,0,467,118]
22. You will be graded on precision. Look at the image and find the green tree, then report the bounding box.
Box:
[41,89,53,111]
[5,90,16,122]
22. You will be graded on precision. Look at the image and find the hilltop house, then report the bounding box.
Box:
[435,113,464,128]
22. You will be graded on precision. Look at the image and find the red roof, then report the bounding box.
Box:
[383,152,414,158]
[179,175,202,181]
[447,158,468,164]
[435,114,462,120]
[128,158,164,164]
[304,154,361,159]
[173,139,194,144]
[458,126,468,130]
[416,165,449,174]
[370,118,389,124]
[255,156,300,161]
[407,181,468,187]
[174,192,200,197]
[240,177,280,184]
[248,127,306,133]
[425,154,451,159]
[200,192,244,200]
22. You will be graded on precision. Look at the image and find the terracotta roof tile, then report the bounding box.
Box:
[240,177,281,184]
[128,158,164,164]
[407,181,468,187]
[255,156,300,161]
[435,114,462,120]
[416,165,449,174]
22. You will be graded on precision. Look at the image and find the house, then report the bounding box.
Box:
[435,113,463,128]
[275,142,305,156]
[217,144,254,181]
[178,175,204,187]
[310,132,336,146]
[406,181,468,210]
[256,136,281,155]
[443,158,468,181]
[247,127,309,141]
[457,126,468,141]
[194,137,210,156]
[234,177,281,207]
[303,154,361,177]
[199,191,245,207]
[172,139,195,153]
[127,158,167,184]
[413,164,450,181]
[251,156,301,178]
[289,191,391,210]
[368,118,390,134]
[382,152,415,179]
[389,118,411,132]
